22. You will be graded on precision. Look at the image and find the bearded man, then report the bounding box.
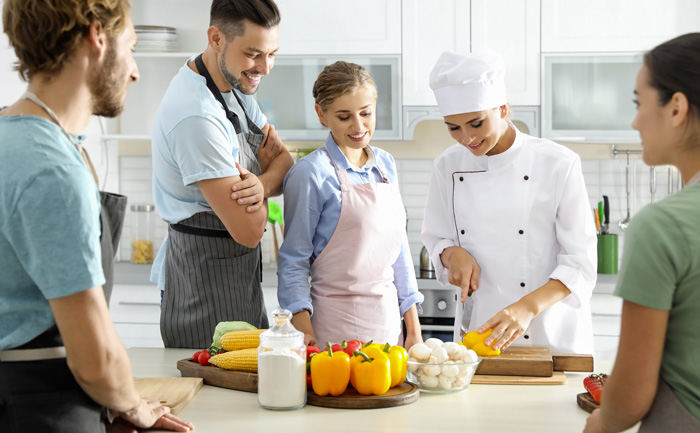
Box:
[0,1,192,431]
[150,0,294,349]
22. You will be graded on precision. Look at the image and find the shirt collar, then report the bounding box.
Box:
[324,132,376,172]
[485,122,523,170]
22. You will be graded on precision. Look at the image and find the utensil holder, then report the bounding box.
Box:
[597,234,618,274]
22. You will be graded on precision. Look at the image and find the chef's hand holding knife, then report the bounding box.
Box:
[442,246,570,352]
[440,246,480,302]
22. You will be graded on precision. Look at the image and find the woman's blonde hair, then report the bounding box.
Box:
[312,61,377,113]
[2,0,131,81]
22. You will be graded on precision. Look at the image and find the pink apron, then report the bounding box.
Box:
[310,144,406,347]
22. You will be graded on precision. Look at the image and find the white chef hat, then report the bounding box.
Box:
[429,50,507,117]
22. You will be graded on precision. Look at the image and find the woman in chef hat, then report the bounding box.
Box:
[277,61,423,350]
[584,33,700,433]
[421,50,597,354]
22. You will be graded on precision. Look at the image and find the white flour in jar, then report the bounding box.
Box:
[257,350,306,409]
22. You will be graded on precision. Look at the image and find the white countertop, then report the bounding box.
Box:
[129,348,637,433]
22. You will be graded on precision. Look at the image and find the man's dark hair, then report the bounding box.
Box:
[210,0,280,40]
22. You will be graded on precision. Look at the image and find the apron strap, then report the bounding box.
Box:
[194,54,242,134]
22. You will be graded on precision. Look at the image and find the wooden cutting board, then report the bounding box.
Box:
[475,346,593,377]
[177,359,419,409]
[472,371,567,385]
[307,382,419,409]
[577,392,599,413]
[133,377,203,415]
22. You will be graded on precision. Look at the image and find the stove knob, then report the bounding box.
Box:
[437,300,447,311]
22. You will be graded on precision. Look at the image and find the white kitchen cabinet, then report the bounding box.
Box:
[277,0,401,55]
[541,0,700,53]
[109,284,164,348]
[591,293,622,361]
[401,0,470,107]
[471,0,540,106]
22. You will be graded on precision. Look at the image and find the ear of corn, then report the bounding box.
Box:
[220,329,266,351]
[209,348,258,372]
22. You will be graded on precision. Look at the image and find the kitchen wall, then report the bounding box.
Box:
[115,119,679,270]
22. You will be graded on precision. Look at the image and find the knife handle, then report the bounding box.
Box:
[603,195,610,225]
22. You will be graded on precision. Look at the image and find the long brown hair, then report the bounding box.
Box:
[644,32,700,144]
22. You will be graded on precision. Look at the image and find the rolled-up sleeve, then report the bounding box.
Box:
[277,160,322,316]
[393,233,424,316]
[549,156,597,308]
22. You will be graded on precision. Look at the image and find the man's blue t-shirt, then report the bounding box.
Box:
[0,115,104,349]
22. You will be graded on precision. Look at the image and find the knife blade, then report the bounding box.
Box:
[603,195,610,234]
[597,201,605,234]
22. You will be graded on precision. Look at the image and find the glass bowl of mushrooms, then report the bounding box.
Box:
[406,338,481,393]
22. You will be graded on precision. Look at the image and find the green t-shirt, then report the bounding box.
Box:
[615,182,700,421]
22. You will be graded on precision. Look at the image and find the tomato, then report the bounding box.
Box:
[330,342,346,353]
[343,340,363,357]
[192,350,204,363]
[306,345,322,360]
[198,351,212,366]
[583,373,608,404]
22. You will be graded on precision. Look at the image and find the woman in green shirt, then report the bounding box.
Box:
[584,32,700,432]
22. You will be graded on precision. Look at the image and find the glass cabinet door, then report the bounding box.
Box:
[254,56,401,140]
[543,54,642,142]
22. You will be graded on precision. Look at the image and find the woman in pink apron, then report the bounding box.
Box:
[583,33,700,432]
[277,61,423,349]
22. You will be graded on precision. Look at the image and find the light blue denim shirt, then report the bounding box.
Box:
[278,133,423,318]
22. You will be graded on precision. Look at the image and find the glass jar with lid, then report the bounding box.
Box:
[130,204,155,264]
[257,309,306,410]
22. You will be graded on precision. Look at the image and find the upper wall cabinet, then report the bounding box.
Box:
[277,0,401,55]
[542,0,700,53]
[401,0,470,107]
[471,0,540,106]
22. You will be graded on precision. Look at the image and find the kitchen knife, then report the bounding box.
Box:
[597,201,605,234]
[603,195,610,234]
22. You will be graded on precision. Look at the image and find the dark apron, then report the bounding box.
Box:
[159,54,268,349]
[0,327,106,432]
[0,193,124,432]
[637,377,700,432]
[99,191,127,303]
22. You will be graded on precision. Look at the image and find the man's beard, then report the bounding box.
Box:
[89,41,125,118]
[219,50,257,95]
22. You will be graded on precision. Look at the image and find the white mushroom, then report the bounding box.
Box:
[419,374,439,388]
[442,342,460,358]
[438,374,453,390]
[431,347,449,363]
[440,361,460,377]
[463,349,479,363]
[407,357,419,373]
[409,342,431,362]
[424,338,444,349]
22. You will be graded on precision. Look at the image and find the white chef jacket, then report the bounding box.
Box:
[421,127,597,354]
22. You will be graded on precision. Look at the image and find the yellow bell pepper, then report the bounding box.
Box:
[462,329,501,356]
[379,343,408,387]
[310,342,351,396]
[350,348,391,396]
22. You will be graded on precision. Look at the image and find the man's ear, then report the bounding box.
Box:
[86,20,107,58]
[207,25,225,53]
[314,104,327,127]
[669,91,690,128]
